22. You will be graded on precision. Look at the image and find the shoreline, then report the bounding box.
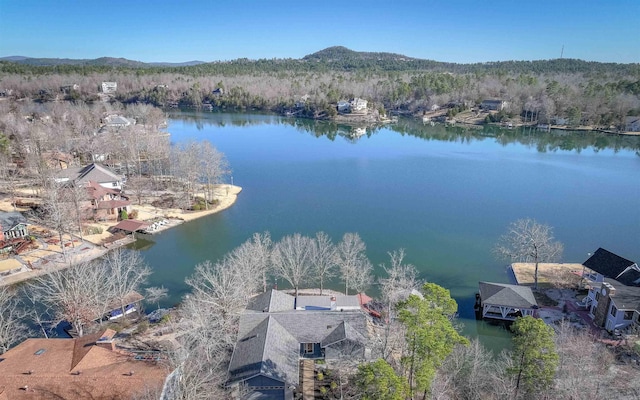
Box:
[0,184,242,287]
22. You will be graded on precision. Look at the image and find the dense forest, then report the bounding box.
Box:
[1,47,639,128]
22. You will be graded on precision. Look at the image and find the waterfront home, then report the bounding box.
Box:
[579,248,640,332]
[584,278,640,333]
[337,100,350,113]
[228,290,371,399]
[350,97,368,113]
[480,99,507,111]
[101,81,117,93]
[477,281,538,321]
[625,116,640,132]
[85,180,131,222]
[55,163,124,190]
[0,329,168,399]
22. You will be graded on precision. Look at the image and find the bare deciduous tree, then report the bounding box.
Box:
[199,141,230,209]
[103,248,151,318]
[310,231,338,295]
[271,233,314,297]
[0,286,28,354]
[145,286,168,311]
[379,248,420,313]
[29,261,111,337]
[337,232,372,295]
[494,218,563,290]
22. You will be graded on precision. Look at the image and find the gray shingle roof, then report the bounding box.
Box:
[238,311,369,345]
[228,317,299,385]
[479,282,537,309]
[321,321,366,347]
[602,279,640,311]
[0,212,28,231]
[55,163,121,185]
[296,295,361,309]
[246,289,295,313]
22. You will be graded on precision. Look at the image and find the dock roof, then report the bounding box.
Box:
[479,281,537,309]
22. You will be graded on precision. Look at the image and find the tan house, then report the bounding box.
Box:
[101,82,117,93]
[85,181,131,221]
[0,329,168,399]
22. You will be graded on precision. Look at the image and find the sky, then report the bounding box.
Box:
[0,0,638,64]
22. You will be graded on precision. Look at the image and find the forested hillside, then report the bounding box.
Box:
[1,47,639,128]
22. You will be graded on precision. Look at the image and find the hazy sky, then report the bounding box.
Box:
[1,0,638,64]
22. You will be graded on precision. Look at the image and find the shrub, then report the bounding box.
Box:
[120,209,128,220]
[135,321,149,334]
[129,210,138,219]
[317,371,324,381]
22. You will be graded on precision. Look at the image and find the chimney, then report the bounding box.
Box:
[330,296,337,311]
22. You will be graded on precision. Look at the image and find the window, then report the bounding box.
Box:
[610,305,617,318]
[624,310,634,320]
[304,343,314,354]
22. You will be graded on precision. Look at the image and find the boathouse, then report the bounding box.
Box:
[477,282,538,321]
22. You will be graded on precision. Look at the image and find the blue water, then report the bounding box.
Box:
[138,112,640,349]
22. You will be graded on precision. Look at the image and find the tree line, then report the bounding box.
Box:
[1,52,639,128]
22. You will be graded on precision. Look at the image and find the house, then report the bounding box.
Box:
[104,114,134,128]
[480,99,507,111]
[0,89,13,97]
[584,278,640,332]
[101,82,117,93]
[85,181,131,221]
[0,329,168,399]
[337,100,350,113]
[55,163,124,190]
[0,212,29,241]
[477,282,538,321]
[212,87,224,96]
[582,248,640,287]
[228,290,371,399]
[580,249,640,332]
[625,116,640,132]
[349,98,368,113]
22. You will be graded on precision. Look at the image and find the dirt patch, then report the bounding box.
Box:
[511,263,584,289]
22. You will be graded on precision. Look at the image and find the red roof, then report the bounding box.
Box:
[111,219,150,232]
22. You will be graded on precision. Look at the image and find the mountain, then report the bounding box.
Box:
[303,46,415,62]
[0,56,206,68]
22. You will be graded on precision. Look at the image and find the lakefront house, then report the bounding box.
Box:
[227,290,372,399]
[580,248,640,332]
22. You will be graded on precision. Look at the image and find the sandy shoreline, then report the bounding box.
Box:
[0,184,242,287]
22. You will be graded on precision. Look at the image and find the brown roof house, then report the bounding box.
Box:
[85,181,131,222]
[0,329,169,399]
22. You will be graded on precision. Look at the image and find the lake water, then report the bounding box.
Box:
[137,112,640,349]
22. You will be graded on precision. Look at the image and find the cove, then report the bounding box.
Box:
[135,111,640,349]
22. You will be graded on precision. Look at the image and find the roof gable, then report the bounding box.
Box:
[0,212,28,231]
[584,248,636,281]
[246,289,295,313]
[479,282,537,308]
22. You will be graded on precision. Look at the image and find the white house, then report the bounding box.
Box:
[480,99,507,111]
[349,98,368,113]
[104,114,134,128]
[101,82,117,93]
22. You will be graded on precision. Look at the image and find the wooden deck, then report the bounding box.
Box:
[300,359,315,399]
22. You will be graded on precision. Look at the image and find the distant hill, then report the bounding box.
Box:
[303,46,416,62]
[0,56,206,68]
[1,48,637,75]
